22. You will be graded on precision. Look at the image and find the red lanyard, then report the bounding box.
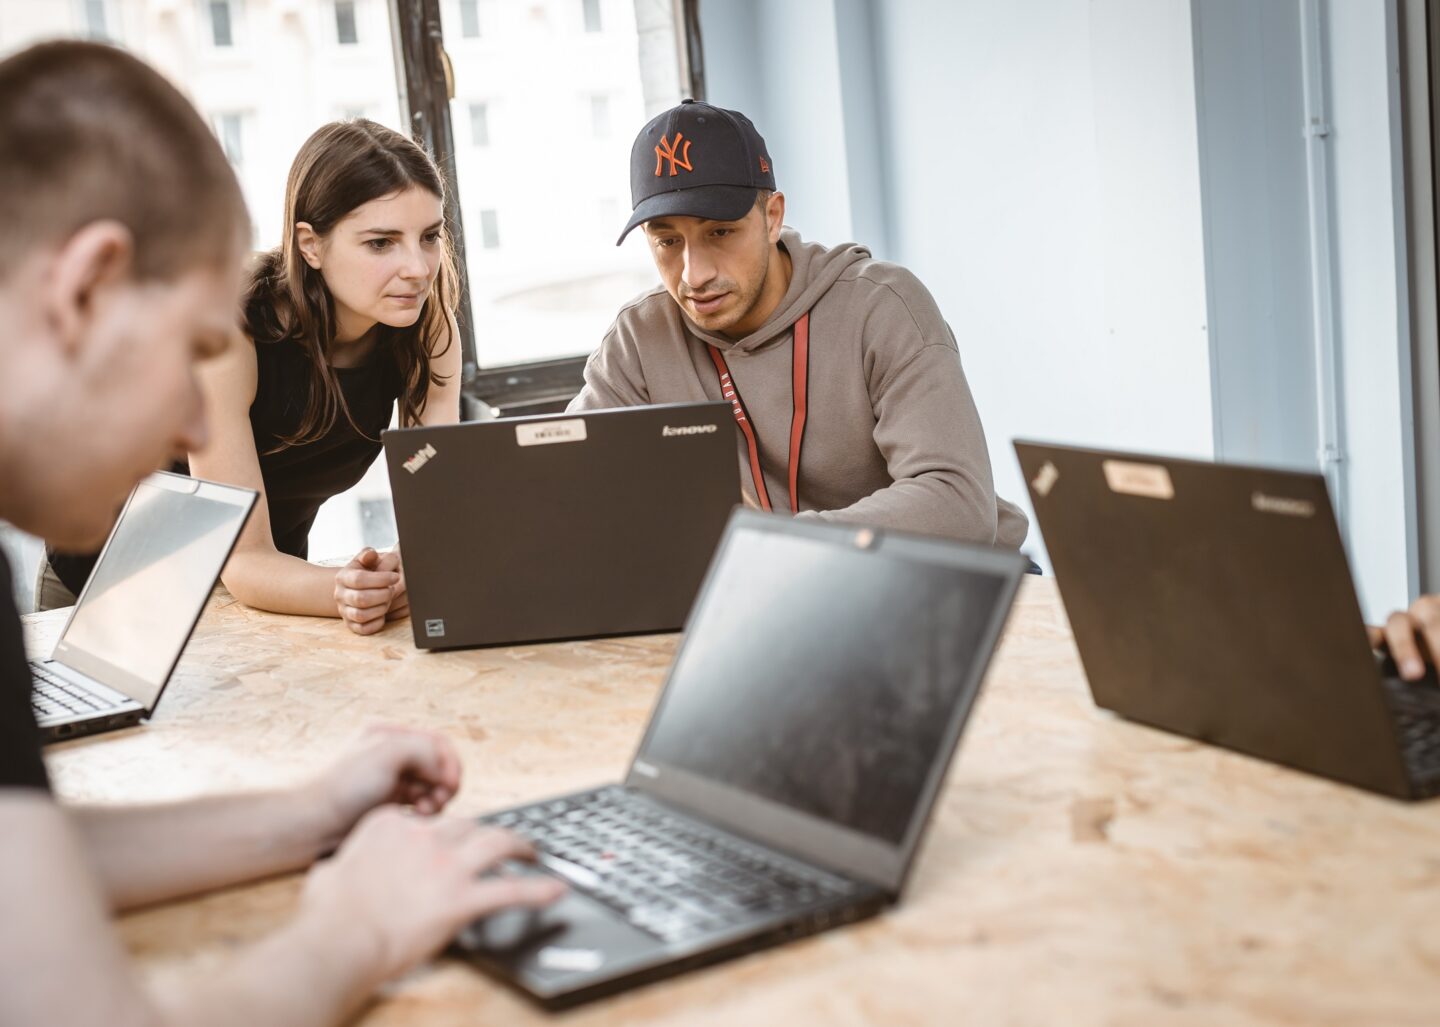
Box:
[704,311,810,514]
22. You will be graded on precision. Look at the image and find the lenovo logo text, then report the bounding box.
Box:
[661,424,719,437]
[1251,492,1316,518]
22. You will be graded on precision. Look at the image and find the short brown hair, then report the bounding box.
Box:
[0,41,249,280]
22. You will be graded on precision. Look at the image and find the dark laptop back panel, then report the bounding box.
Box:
[1015,441,1410,797]
[384,402,740,649]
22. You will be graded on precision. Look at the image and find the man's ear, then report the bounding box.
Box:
[765,191,786,243]
[295,222,324,269]
[43,220,135,357]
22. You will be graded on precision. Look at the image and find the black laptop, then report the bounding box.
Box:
[456,509,1026,1007]
[1016,440,1440,800]
[383,402,740,650]
[30,471,256,743]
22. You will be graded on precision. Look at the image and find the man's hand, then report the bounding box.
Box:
[305,726,463,848]
[1370,594,1440,681]
[334,548,403,635]
[300,810,566,986]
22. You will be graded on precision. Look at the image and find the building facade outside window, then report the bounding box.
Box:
[469,101,489,146]
[458,0,480,38]
[214,111,244,166]
[82,0,110,40]
[334,0,358,44]
[208,0,234,47]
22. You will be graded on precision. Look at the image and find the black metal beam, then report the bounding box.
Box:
[389,0,477,383]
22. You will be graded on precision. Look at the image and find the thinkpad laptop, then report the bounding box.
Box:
[1016,440,1440,800]
[383,402,740,650]
[30,471,256,743]
[457,509,1026,1007]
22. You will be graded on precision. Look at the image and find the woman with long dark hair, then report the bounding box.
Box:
[39,119,462,632]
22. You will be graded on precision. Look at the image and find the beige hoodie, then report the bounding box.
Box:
[570,229,1028,549]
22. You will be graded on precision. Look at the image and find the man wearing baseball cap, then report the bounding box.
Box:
[572,99,1027,547]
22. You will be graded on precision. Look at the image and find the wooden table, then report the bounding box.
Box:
[25,578,1440,1026]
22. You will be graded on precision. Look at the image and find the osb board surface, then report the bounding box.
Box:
[25,578,1440,1026]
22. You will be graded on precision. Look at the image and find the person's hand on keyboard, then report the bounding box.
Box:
[301,810,566,986]
[1371,594,1440,682]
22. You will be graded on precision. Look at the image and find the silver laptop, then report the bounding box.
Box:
[29,471,256,743]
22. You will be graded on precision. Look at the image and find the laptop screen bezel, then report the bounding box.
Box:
[623,509,1025,895]
[49,471,257,712]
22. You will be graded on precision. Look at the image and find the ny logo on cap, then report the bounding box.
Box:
[655,132,693,177]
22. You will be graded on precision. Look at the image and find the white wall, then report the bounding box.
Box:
[705,0,1215,567]
[1323,0,1419,616]
[698,0,859,250]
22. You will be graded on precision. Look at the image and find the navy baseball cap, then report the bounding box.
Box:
[617,98,776,245]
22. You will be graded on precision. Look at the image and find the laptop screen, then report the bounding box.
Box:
[58,477,251,706]
[637,523,1010,846]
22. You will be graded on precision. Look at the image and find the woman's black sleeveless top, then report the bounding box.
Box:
[248,338,401,559]
[48,338,401,594]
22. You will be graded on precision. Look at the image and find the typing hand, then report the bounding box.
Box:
[307,726,464,846]
[334,547,402,635]
[300,810,566,985]
[1371,594,1440,682]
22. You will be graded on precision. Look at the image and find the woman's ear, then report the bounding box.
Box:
[294,222,324,269]
[43,220,135,357]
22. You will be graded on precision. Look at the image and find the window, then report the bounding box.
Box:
[582,0,602,34]
[469,102,489,147]
[208,0,234,47]
[215,112,244,167]
[82,0,109,40]
[479,209,500,250]
[335,1,358,45]
[0,0,693,563]
[589,94,611,139]
[445,0,685,367]
[459,0,481,38]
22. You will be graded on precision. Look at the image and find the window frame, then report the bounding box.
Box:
[388,0,701,401]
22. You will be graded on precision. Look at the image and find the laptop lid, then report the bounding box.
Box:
[624,510,1026,894]
[51,472,257,712]
[1013,440,1410,796]
[384,401,740,649]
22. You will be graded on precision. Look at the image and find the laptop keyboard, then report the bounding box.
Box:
[485,786,858,944]
[1385,681,1440,778]
[28,662,117,720]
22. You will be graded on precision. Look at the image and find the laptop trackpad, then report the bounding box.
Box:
[457,891,661,986]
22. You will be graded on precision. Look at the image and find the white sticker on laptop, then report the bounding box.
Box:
[1102,459,1175,500]
[516,420,588,447]
[538,947,605,972]
[1031,461,1060,498]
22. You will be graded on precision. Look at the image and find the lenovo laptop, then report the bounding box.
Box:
[383,402,740,650]
[29,471,256,743]
[1015,440,1440,800]
[456,509,1026,1007]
